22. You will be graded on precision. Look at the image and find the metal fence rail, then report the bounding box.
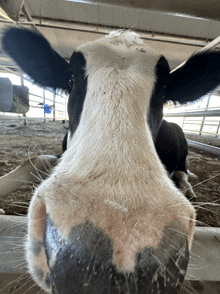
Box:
[164,110,220,117]
[164,94,220,138]
[0,64,68,123]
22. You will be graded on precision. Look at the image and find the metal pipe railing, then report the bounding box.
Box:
[164,110,220,117]
[187,140,220,157]
[0,64,68,122]
[1,215,219,281]
[164,105,220,137]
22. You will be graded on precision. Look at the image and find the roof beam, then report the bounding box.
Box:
[74,0,220,21]
[21,3,36,28]
[23,0,220,40]
[0,0,23,21]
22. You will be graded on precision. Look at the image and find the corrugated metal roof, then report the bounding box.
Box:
[0,0,220,73]
[64,0,220,21]
[23,0,220,40]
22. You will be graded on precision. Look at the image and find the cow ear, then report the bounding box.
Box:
[164,50,220,104]
[2,28,72,92]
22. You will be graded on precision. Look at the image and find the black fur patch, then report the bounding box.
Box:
[148,56,170,139]
[68,51,87,135]
[155,120,188,174]
[166,49,220,104]
[62,132,68,152]
[2,28,72,91]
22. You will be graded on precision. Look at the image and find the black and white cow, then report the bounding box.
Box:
[2,28,220,294]
[155,120,197,199]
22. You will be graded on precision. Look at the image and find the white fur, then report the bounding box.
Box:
[26,31,196,291]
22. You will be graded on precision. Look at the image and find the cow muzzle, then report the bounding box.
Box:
[44,215,189,294]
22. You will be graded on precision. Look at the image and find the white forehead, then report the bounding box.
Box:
[78,30,154,52]
[77,30,160,76]
[106,30,144,45]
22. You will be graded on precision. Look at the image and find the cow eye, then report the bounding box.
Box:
[68,72,75,90]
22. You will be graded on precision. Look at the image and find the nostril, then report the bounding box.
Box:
[135,234,189,294]
[44,215,114,294]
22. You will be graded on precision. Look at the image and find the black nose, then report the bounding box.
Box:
[44,215,189,294]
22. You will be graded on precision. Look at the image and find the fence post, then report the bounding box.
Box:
[199,94,211,135]
[21,77,27,125]
[53,92,56,121]
[64,96,67,123]
[182,117,185,129]
[216,121,220,138]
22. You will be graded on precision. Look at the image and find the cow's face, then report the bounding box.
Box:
[3,28,220,294]
[25,31,194,294]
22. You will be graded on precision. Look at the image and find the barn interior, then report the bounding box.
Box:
[1,0,220,72]
[0,1,220,294]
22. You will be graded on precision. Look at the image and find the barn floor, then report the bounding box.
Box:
[0,117,220,293]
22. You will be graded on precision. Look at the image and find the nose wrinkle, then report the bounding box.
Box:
[44,215,189,294]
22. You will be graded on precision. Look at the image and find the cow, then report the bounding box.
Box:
[2,27,220,294]
[155,120,197,199]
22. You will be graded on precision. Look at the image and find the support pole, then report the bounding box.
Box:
[21,77,27,125]
[199,94,211,135]
[53,92,56,121]
[216,121,220,138]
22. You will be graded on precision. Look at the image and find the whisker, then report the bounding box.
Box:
[0,221,27,234]
[14,260,28,269]
[0,242,24,249]
[12,201,30,206]
[27,148,54,179]
[0,258,26,265]
[30,171,43,183]
[184,172,220,193]
[9,203,30,209]
[1,178,36,185]
[195,220,212,227]
[2,235,25,239]
[16,275,38,294]
[0,273,30,293]
[194,205,220,215]
[151,253,176,281]
[36,288,47,294]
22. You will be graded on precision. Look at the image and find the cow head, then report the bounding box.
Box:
[3,28,220,294]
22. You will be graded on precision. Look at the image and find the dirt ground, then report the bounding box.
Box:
[0,117,66,216]
[185,132,220,227]
[0,117,220,294]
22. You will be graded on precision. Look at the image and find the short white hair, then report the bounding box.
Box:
[106,29,143,44]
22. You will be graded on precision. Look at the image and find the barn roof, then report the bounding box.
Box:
[0,0,220,73]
